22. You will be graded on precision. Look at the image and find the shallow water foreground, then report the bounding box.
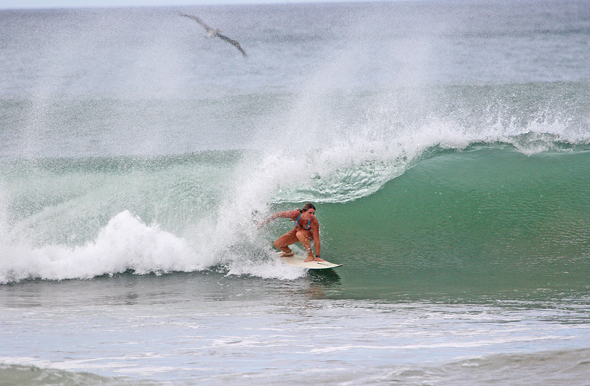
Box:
[2,273,590,385]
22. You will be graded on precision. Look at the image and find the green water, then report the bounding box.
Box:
[318,147,590,299]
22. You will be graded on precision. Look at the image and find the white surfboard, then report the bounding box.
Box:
[278,253,342,269]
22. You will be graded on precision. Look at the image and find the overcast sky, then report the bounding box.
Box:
[0,0,379,10]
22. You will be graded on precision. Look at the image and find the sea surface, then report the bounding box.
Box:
[1,1,590,385]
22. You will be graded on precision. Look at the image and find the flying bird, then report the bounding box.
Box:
[179,13,247,57]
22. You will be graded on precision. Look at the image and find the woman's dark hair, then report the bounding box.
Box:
[301,203,316,212]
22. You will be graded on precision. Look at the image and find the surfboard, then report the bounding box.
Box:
[278,252,342,269]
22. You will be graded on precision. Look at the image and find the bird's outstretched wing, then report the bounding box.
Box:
[179,13,212,32]
[217,33,247,57]
[179,13,247,57]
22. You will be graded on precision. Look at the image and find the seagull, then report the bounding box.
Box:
[179,13,247,57]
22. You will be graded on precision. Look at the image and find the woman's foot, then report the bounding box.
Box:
[305,255,325,262]
[280,251,295,257]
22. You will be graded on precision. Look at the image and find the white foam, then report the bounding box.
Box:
[0,210,210,283]
[225,252,307,281]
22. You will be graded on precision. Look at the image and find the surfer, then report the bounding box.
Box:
[258,203,324,262]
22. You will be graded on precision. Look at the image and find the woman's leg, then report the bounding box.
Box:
[296,230,315,262]
[273,229,298,256]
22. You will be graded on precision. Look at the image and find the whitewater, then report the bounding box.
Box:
[1,1,590,385]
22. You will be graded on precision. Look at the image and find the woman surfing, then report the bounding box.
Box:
[258,203,324,262]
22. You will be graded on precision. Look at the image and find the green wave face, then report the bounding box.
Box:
[318,148,590,299]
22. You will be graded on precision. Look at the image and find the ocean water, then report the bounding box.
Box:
[1,1,590,385]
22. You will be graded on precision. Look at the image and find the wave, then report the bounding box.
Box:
[0,211,203,283]
[0,362,160,386]
[1,81,590,284]
[3,348,590,386]
[1,145,589,286]
[322,146,590,266]
[374,348,590,386]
